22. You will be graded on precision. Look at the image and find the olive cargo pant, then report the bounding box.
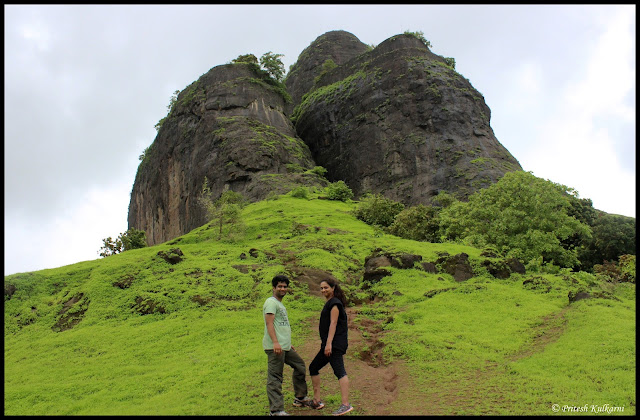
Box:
[265,348,308,412]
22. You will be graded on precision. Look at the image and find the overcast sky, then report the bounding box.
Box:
[4,5,635,276]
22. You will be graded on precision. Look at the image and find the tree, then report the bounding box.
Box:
[99,228,147,257]
[439,171,591,268]
[197,178,247,240]
[559,194,597,261]
[431,190,457,209]
[259,51,285,82]
[354,193,404,228]
[99,236,122,258]
[232,53,259,65]
[388,204,441,242]
[578,212,636,271]
[120,228,148,251]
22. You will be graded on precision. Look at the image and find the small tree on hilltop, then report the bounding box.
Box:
[260,51,286,82]
[232,53,259,65]
[99,228,147,257]
[403,30,432,48]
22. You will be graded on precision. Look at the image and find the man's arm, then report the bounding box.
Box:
[265,313,283,355]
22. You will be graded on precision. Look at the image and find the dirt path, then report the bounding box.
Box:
[282,262,572,415]
[289,306,429,416]
[287,303,570,416]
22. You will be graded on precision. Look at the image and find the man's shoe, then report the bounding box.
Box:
[269,410,291,416]
[332,404,353,416]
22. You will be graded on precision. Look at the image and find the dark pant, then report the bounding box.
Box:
[265,349,308,412]
[309,348,347,379]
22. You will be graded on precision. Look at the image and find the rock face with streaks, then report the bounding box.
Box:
[129,30,522,245]
[128,62,325,245]
[286,31,522,206]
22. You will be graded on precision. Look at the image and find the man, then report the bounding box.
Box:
[263,274,314,416]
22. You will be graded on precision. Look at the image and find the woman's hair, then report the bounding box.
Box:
[322,278,347,307]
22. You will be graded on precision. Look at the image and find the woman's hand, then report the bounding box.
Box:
[324,342,332,357]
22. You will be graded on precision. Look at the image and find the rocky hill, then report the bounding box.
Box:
[129,30,522,245]
[287,31,522,205]
[128,62,326,246]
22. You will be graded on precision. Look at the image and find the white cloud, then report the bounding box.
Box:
[565,8,635,122]
[5,184,131,275]
[20,23,51,51]
[522,7,635,217]
[3,5,635,276]
[501,61,545,114]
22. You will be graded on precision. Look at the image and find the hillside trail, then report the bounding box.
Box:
[286,297,570,416]
[288,305,428,416]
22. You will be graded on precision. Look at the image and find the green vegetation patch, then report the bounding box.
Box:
[4,193,635,415]
[291,71,367,124]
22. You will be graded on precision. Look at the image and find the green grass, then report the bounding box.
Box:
[4,194,636,415]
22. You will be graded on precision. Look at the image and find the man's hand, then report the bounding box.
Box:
[265,313,282,355]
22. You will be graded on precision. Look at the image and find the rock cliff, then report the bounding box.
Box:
[286,31,522,205]
[129,30,522,245]
[128,63,325,246]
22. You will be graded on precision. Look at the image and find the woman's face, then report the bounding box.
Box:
[320,281,334,299]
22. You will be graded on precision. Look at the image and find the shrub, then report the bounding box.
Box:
[307,166,328,178]
[325,181,353,202]
[98,228,147,257]
[154,90,180,132]
[387,204,440,242]
[354,193,404,227]
[619,254,636,283]
[289,186,309,199]
[231,53,259,65]
[443,57,456,70]
[595,254,636,283]
[403,30,432,48]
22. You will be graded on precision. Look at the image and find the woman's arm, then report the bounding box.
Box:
[324,305,339,356]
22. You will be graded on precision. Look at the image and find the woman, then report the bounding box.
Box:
[308,279,353,416]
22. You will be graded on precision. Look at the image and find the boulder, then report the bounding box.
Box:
[438,253,474,282]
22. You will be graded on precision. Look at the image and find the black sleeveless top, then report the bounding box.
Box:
[319,297,348,353]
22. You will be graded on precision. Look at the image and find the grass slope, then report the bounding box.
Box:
[4,194,636,415]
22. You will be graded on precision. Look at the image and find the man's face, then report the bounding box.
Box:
[273,281,288,298]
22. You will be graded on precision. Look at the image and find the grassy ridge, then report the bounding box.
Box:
[4,195,635,415]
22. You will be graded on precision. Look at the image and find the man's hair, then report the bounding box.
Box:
[272,274,290,288]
